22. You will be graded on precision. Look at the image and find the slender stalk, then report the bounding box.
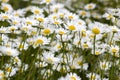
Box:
[93,35,96,55]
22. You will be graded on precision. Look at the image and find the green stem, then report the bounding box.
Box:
[93,35,96,55]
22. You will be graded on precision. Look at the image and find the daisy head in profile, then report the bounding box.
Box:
[65,73,81,80]
[1,0,9,3]
[85,3,96,10]
[0,46,20,57]
[31,6,43,15]
[43,51,60,64]
[78,10,90,18]
[0,13,11,21]
[100,61,111,71]
[87,73,100,80]
[41,0,54,5]
[33,36,50,48]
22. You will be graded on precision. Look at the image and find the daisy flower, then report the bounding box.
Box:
[43,51,60,64]
[24,18,38,26]
[110,45,119,57]
[78,10,90,18]
[50,3,64,13]
[31,6,43,15]
[41,0,54,5]
[33,36,50,48]
[103,13,114,20]
[0,12,11,21]
[1,3,13,12]
[84,3,96,10]
[0,46,20,57]
[66,21,79,31]
[13,9,26,17]
[0,0,9,3]
[0,26,8,33]
[56,28,68,35]
[0,70,5,80]
[87,73,101,80]
[35,62,48,68]
[65,73,81,80]
[41,27,54,35]
[100,61,111,71]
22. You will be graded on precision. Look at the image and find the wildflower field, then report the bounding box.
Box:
[0,0,120,80]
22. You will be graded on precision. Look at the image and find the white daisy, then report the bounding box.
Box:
[0,46,20,57]
[84,3,96,10]
[33,36,50,48]
[65,73,81,80]
[43,51,60,64]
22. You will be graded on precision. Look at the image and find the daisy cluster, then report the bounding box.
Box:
[0,0,120,80]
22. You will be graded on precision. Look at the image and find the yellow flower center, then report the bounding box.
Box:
[83,44,88,48]
[37,18,44,22]
[59,14,64,18]
[68,15,74,19]
[54,21,60,25]
[26,21,32,25]
[91,75,96,80]
[60,67,66,73]
[57,45,62,49]
[81,30,86,37]
[70,76,77,80]
[13,21,18,25]
[102,64,106,69]
[34,10,40,14]
[68,25,76,30]
[71,65,76,69]
[2,15,9,19]
[77,41,80,45]
[112,28,118,33]
[31,31,37,35]
[92,27,100,34]
[47,58,53,64]
[0,73,5,77]
[53,16,57,20]
[14,13,19,16]
[36,39,44,44]
[59,31,65,35]
[46,0,51,3]
[2,0,8,2]
[90,34,95,38]
[5,44,10,47]
[81,11,86,16]
[3,6,9,11]
[10,27,15,31]
[88,5,93,9]
[0,30,5,33]
[78,22,82,25]
[95,51,100,55]
[43,29,51,35]
[22,27,28,31]
[39,63,43,67]
[6,50,12,55]
[14,58,19,63]
[6,67,12,72]
[107,14,113,19]
[54,8,58,13]
[77,61,83,66]
[112,48,118,53]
